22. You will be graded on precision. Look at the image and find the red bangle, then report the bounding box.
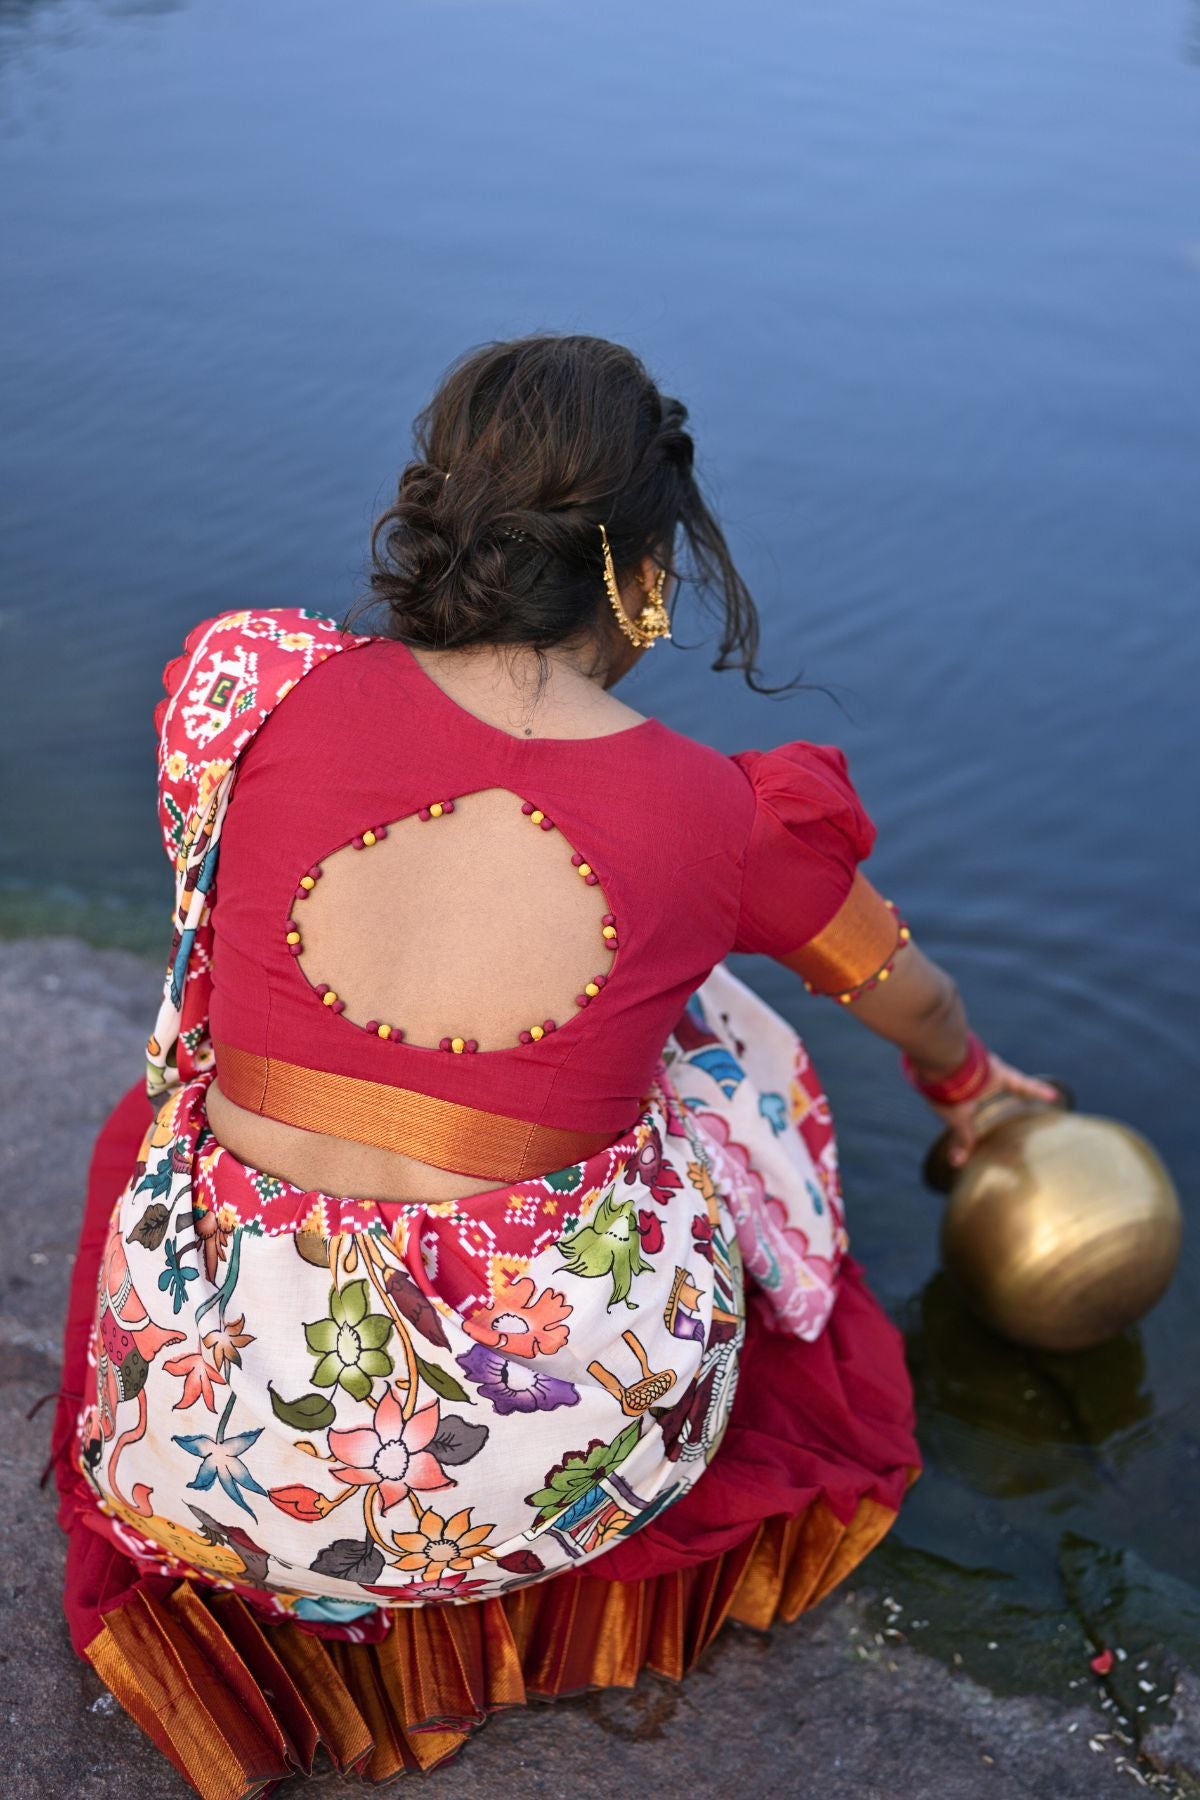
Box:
[901,1031,991,1106]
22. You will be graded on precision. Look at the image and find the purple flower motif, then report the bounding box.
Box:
[457,1343,579,1416]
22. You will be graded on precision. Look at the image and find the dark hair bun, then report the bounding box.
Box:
[363,333,765,682]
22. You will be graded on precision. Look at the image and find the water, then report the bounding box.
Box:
[2,0,1199,1711]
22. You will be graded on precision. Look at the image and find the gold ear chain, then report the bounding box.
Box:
[598,522,672,649]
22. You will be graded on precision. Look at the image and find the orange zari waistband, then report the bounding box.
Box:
[777,870,907,999]
[213,1041,616,1183]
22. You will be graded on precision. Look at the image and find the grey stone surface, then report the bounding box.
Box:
[0,936,1191,1797]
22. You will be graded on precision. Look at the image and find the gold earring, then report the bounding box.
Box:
[598,523,672,649]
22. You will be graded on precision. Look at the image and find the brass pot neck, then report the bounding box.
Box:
[921,1077,1076,1195]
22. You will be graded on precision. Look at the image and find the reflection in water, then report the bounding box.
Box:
[902,1269,1153,1501]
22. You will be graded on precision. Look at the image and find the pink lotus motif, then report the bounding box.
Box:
[327,1392,452,1512]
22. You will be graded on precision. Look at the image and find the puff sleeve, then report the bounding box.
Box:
[731,741,877,959]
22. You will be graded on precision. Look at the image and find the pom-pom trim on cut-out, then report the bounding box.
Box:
[292,793,619,1049]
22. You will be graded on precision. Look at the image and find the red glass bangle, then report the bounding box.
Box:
[900,1030,991,1106]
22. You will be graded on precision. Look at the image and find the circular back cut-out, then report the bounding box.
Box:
[293,788,618,1052]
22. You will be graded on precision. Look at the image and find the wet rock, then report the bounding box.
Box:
[1059,1529,1200,1755]
[1144,1670,1200,1784]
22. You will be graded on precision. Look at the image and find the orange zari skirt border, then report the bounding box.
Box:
[85,1482,918,1800]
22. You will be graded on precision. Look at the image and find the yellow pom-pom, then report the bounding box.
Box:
[900,926,911,942]
[377,1024,392,1039]
[362,830,376,846]
[601,925,617,939]
[323,991,338,1006]
[577,863,591,878]
[299,876,316,891]
[451,1036,465,1053]
[878,967,890,981]
[585,982,600,997]
[430,803,444,818]
[530,809,544,824]
[529,1024,545,1042]
[285,931,301,945]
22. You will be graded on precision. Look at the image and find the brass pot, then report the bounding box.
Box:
[922,1084,1183,1352]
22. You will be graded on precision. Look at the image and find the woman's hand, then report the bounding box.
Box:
[929,1055,1060,1168]
[824,928,1059,1165]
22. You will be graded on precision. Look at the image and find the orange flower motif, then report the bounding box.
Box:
[195,759,231,814]
[202,1314,255,1373]
[391,1506,495,1580]
[468,1276,572,1359]
[164,1348,227,1411]
[686,1160,717,1206]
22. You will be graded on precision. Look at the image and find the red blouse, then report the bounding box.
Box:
[208,636,876,1137]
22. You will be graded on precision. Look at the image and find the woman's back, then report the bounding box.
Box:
[207,632,759,1199]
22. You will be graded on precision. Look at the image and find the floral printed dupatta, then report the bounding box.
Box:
[72,608,850,1631]
[146,608,373,1100]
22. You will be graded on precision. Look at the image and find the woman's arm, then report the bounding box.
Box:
[845,936,1058,1166]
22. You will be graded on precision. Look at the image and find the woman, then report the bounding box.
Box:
[52,334,1055,1796]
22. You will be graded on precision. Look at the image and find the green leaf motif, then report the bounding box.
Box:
[269,1386,337,1432]
[559,1191,653,1309]
[525,1420,642,1523]
[412,1352,470,1405]
[542,1164,585,1193]
[134,1162,175,1204]
[610,1419,641,1466]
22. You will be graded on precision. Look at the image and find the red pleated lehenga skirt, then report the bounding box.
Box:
[47,1074,923,1800]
